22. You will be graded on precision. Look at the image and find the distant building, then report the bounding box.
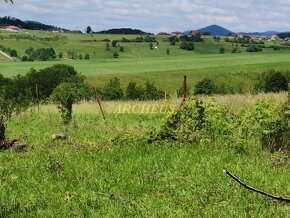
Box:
[5,25,21,32]
[157,32,170,35]
[271,34,280,40]
[235,33,251,39]
[50,28,64,33]
[171,31,183,36]
[190,30,200,36]
[71,30,82,34]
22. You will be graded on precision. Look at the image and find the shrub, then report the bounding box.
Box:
[149,99,290,151]
[150,100,235,144]
[194,78,216,95]
[67,51,76,59]
[20,64,85,99]
[120,46,125,52]
[100,77,124,100]
[84,53,90,59]
[21,56,28,62]
[125,81,144,100]
[180,42,195,51]
[255,70,289,93]
[252,100,290,151]
[166,48,170,55]
[142,81,165,100]
[50,83,80,124]
[78,54,83,60]
[113,52,119,58]
[219,47,225,54]
[106,42,110,51]
[25,47,34,55]
[29,48,56,61]
[246,44,263,52]
[232,48,239,53]
[9,49,17,57]
[112,40,118,47]
[272,45,282,51]
[58,52,63,58]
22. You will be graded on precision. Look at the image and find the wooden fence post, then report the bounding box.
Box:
[183,75,187,102]
[93,86,106,120]
[35,84,40,111]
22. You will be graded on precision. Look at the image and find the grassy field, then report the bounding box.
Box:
[1,30,290,94]
[0,93,289,217]
[1,52,290,94]
[0,31,289,217]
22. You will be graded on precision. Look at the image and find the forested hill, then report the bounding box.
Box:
[0,16,66,31]
[278,32,290,39]
[95,28,152,35]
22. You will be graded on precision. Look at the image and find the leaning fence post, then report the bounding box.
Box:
[35,84,40,111]
[183,75,187,102]
[180,75,187,108]
[93,86,106,120]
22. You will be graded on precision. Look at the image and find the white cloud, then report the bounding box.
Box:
[0,0,289,33]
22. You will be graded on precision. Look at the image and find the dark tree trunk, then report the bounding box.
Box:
[0,116,26,151]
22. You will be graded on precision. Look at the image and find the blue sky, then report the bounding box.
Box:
[1,0,290,33]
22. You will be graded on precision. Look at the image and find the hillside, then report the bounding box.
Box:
[95,28,151,35]
[0,16,67,31]
[197,25,233,36]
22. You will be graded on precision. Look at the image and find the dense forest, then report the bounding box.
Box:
[95,28,152,35]
[0,16,67,31]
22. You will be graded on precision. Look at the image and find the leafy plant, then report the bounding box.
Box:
[255,70,289,93]
[99,77,124,100]
[50,83,80,124]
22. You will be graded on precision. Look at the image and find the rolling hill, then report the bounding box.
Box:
[197,25,233,36]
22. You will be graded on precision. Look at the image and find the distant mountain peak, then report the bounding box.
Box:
[197,25,233,36]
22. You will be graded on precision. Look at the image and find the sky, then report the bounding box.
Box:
[1,0,290,33]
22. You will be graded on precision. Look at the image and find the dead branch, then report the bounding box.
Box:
[0,117,26,151]
[224,170,290,203]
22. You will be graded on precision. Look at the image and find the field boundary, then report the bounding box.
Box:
[0,50,13,60]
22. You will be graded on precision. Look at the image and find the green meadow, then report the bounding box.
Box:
[1,30,290,94]
[0,30,289,217]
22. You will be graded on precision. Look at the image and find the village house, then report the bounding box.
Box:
[271,34,280,40]
[171,31,183,36]
[71,30,82,34]
[4,25,21,32]
[190,30,200,36]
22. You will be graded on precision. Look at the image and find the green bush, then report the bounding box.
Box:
[219,47,225,54]
[113,52,119,58]
[50,83,80,124]
[252,100,290,151]
[30,48,56,61]
[194,78,216,95]
[246,44,263,52]
[180,42,195,51]
[21,56,28,62]
[149,99,290,151]
[84,53,90,59]
[255,70,289,93]
[125,81,144,100]
[58,52,63,58]
[19,64,85,99]
[142,81,165,100]
[9,49,17,57]
[99,77,124,100]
